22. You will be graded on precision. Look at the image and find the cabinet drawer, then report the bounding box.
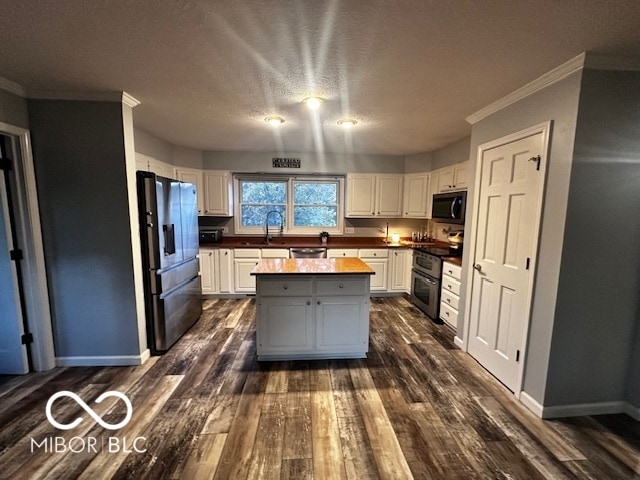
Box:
[233,248,261,258]
[442,262,462,280]
[440,288,460,310]
[439,302,458,328]
[441,274,461,296]
[358,249,388,258]
[261,248,289,258]
[315,278,366,296]
[258,277,312,296]
[327,249,359,258]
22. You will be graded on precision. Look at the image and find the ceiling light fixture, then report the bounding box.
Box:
[302,97,323,110]
[264,115,285,126]
[337,118,358,127]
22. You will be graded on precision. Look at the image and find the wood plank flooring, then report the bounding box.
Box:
[1,297,639,479]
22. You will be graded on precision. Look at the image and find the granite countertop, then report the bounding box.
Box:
[201,236,450,250]
[250,258,375,275]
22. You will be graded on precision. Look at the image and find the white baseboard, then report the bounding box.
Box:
[56,350,151,367]
[519,391,544,417]
[453,335,465,349]
[519,391,639,421]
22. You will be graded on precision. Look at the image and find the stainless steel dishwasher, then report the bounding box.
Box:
[289,247,327,258]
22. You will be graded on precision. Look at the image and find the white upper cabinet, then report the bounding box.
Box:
[402,172,430,218]
[135,153,175,179]
[204,170,233,216]
[346,173,403,218]
[346,173,376,217]
[376,174,404,217]
[435,161,469,192]
[175,167,205,215]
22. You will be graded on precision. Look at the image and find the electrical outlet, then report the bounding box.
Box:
[345,226,354,234]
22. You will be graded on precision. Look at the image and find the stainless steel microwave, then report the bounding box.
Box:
[431,191,467,224]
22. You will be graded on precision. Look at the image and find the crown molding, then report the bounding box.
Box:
[26,90,140,107]
[122,92,140,108]
[466,51,640,125]
[466,53,586,125]
[0,76,27,97]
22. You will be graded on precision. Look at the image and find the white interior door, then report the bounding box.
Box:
[0,167,29,374]
[468,128,547,391]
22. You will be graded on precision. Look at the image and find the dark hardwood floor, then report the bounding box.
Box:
[0,297,638,479]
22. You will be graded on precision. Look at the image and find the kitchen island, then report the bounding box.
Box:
[251,258,374,361]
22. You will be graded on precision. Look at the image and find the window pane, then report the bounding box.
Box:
[241,181,286,204]
[293,182,337,204]
[242,205,286,227]
[293,206,337,227]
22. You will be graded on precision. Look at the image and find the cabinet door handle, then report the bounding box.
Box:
[339,283,344,288]
[283,284,288,290]
[307,301,311,305]
[317,301,321,305]
[373,253,377,256]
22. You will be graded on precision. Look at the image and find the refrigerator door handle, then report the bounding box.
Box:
[163,224,176,256]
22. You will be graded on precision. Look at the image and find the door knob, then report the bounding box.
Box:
[473,263,482,272]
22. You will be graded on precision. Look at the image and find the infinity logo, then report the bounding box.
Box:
[45,391,133,431]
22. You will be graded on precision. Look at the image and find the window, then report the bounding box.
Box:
[234,175,344,235]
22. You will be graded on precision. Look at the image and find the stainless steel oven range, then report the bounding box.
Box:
[410,249,443,320]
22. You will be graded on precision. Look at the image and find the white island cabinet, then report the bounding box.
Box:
[252,258,374,361]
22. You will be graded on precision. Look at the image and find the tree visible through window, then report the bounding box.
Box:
[235,176,343,234]
[293,181,338,227]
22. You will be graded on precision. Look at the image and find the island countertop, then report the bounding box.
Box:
[250,258,375,275]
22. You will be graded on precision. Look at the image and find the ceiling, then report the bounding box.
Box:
[1,1,640,156]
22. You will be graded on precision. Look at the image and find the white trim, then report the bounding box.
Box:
[466,52,640,125]
[56,350,151,367]
[453,335,465,349]
[466,53,586,125]
[0,122,56,371]
[519,391,544,417]
[26,90,140,106]
[461,121,552,394]
[122,92,141,108]
[0,77,26,97]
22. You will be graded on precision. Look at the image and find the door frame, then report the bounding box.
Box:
[460,121,551,397]
[0,122,55,371]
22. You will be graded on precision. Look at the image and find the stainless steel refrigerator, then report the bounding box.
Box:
[137,171,202,354]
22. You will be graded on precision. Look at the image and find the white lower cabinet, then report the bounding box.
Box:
[358,249,388,291]
[440,261,462,330]
[388,248,411,292]
[218,248,233,293]
[199,248,218,294]
[233,248,261,293]
[256,275,370,360]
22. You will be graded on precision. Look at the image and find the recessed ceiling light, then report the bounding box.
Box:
[302,97,323,110]
[264,115,285,126]
[337,118,358,127]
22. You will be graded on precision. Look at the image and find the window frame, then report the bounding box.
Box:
[233,174,344,235]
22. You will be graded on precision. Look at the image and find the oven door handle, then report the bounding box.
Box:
[412,269,438,285]
[450,199,456,219]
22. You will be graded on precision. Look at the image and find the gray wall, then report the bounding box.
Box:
[28,100,142,358]
[134,127,203,169]
[404,151,432,173]
[431,136,471,170]
[0,88,29,128]
[203,150,405,174]
[466,71,583,404]
[546,69,640,407]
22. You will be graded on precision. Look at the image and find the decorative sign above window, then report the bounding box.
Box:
[272,157,301,168]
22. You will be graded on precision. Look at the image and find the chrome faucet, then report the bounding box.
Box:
[265,210,284,243]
